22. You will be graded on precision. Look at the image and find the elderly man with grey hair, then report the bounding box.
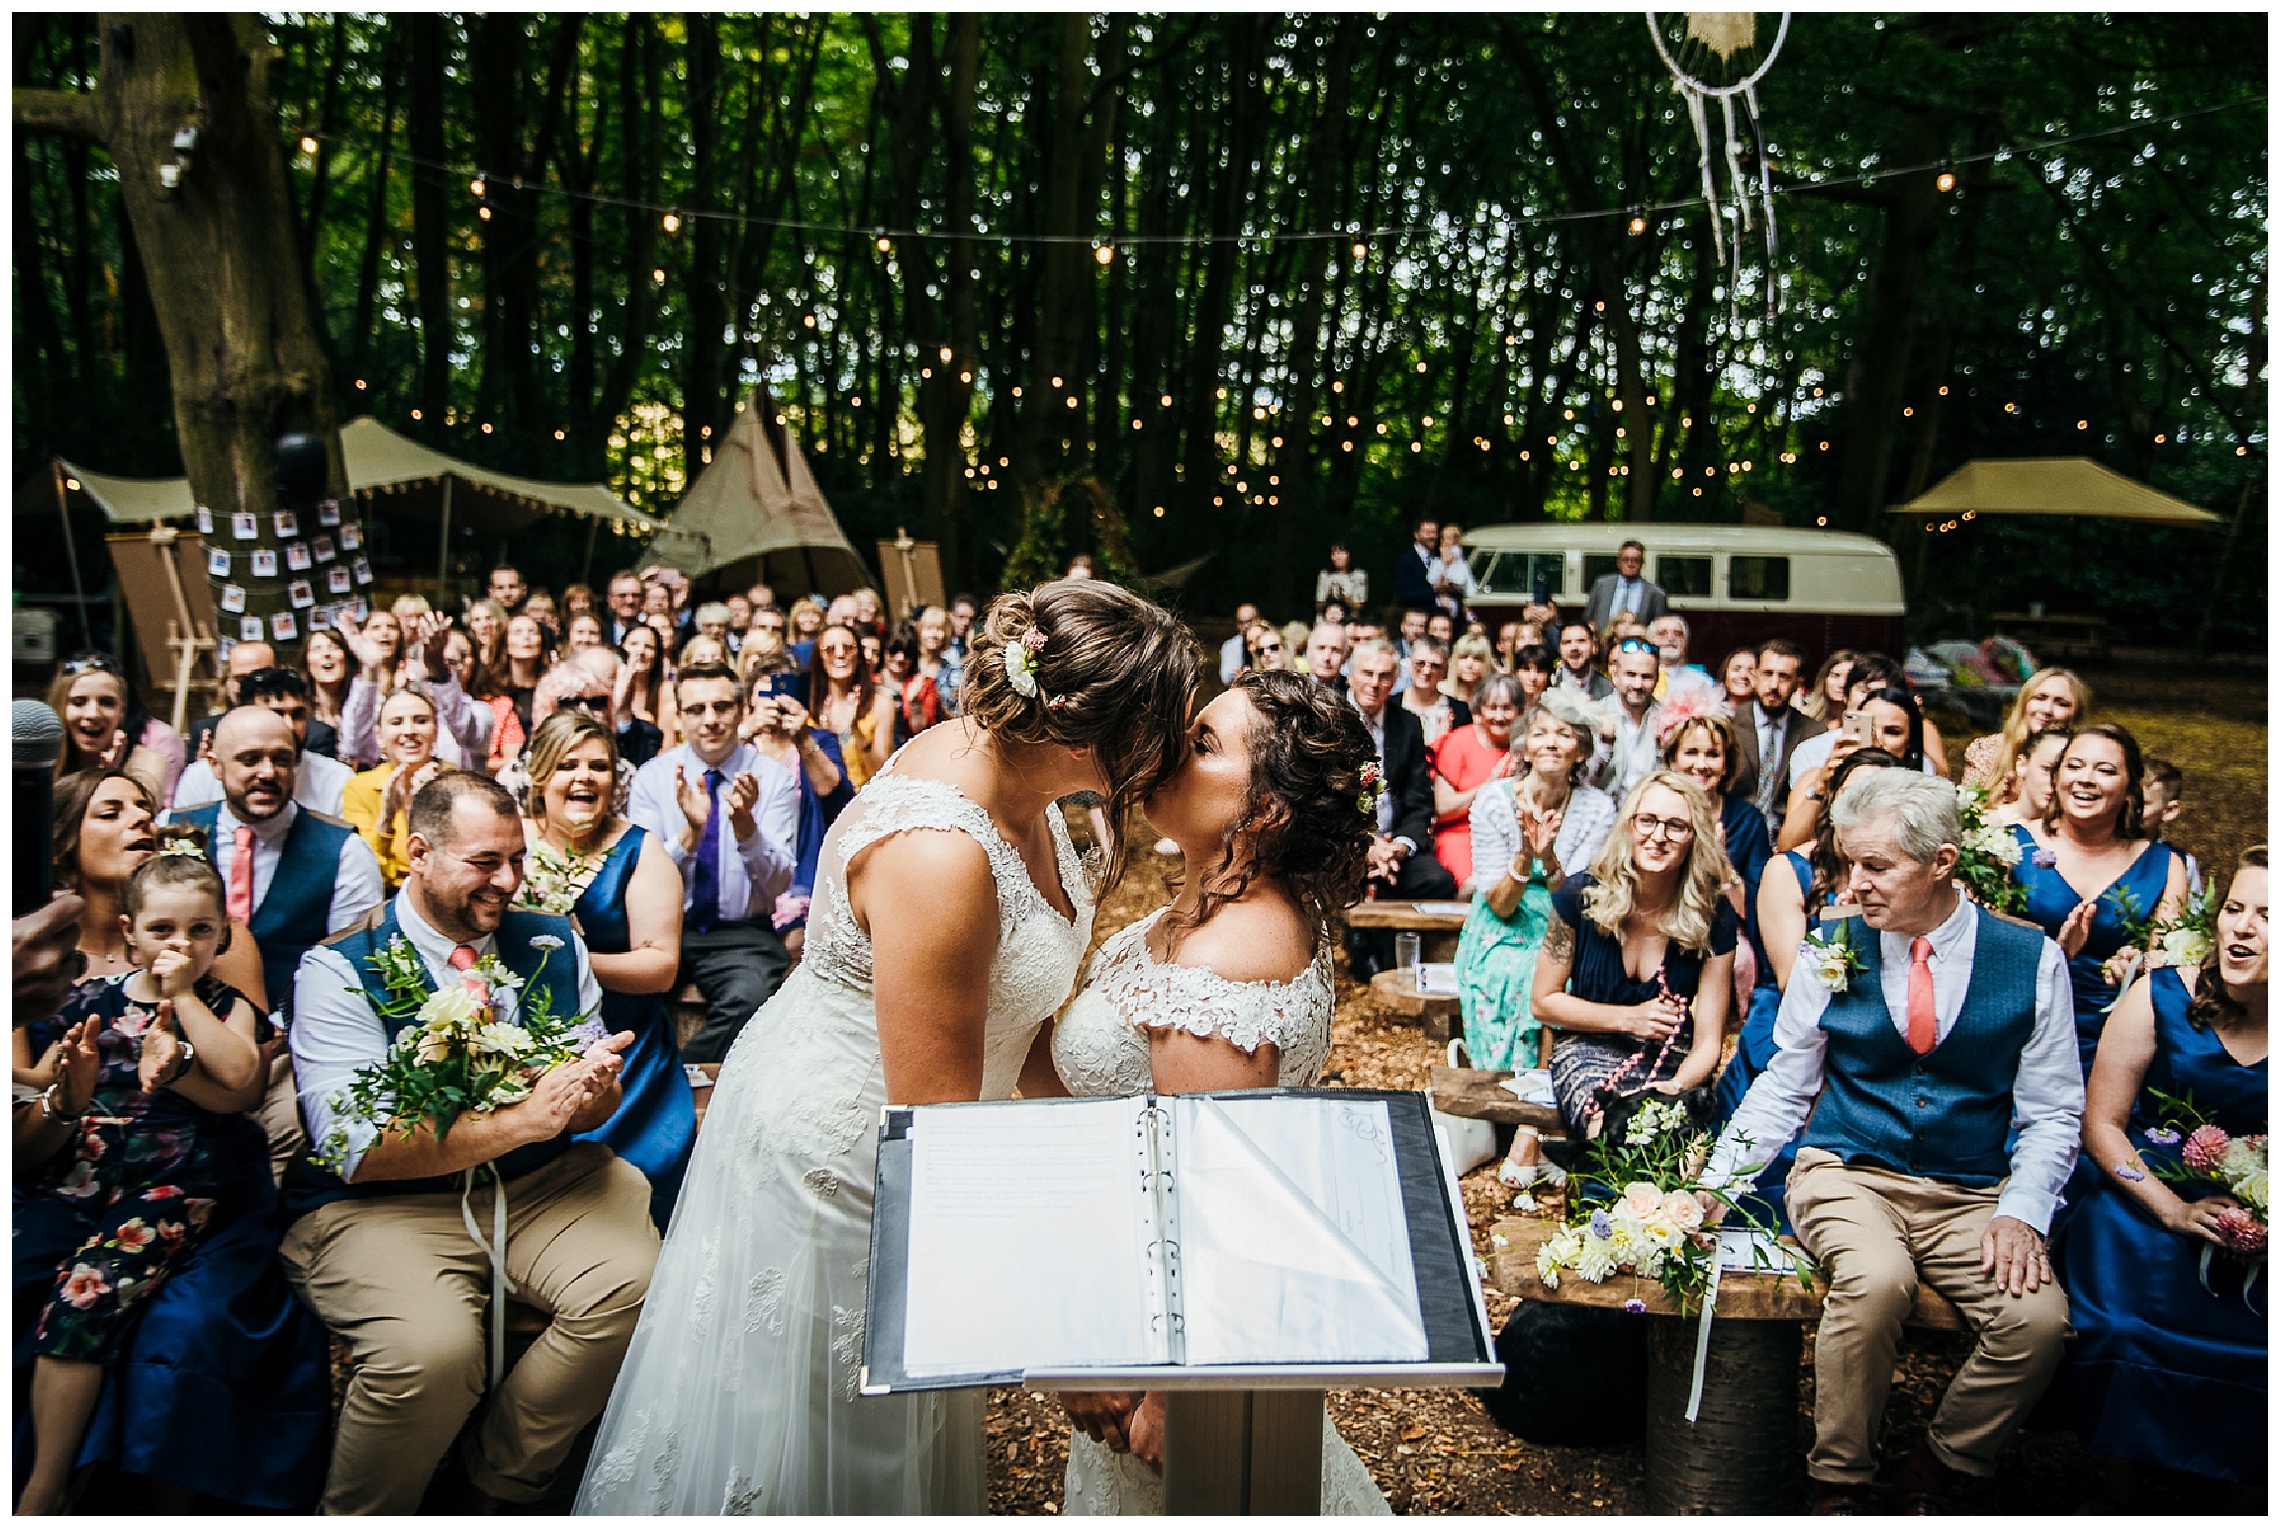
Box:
[1698,768,2082,1513]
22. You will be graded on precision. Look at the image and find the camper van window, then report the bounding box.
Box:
[1582,553,1620,589]
[1656,556,1714,599]
[1728,555,1792,601]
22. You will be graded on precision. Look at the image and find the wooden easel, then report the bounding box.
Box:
[106,527,219,733]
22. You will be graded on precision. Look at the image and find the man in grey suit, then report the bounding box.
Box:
[1731,637,1825,828]
[1583,538,1669,630]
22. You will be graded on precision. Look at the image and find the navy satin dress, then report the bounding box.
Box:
[1715,850,1816,1232]
[573,825,698,1230]
[2050,967,2266,1482]
[2010,826,2176,1071]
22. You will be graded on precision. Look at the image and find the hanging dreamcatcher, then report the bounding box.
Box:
[1646,12,1790,319]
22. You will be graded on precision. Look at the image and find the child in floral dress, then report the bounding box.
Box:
[13,854,266,1513]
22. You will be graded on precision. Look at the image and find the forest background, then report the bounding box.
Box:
[12,12,2267,647]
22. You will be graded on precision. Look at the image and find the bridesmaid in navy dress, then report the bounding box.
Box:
[520,710,696,1229]
[2053,850,2266,1498]
[2008,723,2187,1071]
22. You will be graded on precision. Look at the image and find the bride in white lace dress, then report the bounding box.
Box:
[1020,671,1392,1515]
[576,583,1198,1515]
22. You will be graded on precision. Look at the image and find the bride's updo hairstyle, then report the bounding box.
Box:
[1172,669,1376,952]
[962,578,1200,886]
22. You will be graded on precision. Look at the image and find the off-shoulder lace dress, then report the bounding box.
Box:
[577,771,1095,1515]
[1050,908,1390,1516]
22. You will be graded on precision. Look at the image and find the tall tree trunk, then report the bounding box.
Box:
[1834,116,1947,530]
[684,12,726,476]
[408,13,452,429]
[347,32,400,381]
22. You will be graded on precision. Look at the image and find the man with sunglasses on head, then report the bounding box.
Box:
[1594,635,1666,803]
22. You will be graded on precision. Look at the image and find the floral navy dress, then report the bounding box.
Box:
[2050,967,2267,1482]
[572,823,697,1230]
[13,973,329,1509]
[2010,826,2177,1071]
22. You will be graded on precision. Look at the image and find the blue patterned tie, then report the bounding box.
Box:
[690,768,724,933]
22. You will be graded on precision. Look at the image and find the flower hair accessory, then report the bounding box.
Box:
[1356,761,1384,818]
[157,837,208,859]
[1004,627,1049,701]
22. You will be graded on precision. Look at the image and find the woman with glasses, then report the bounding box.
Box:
[1532,770,1737,1140]
[46,657,176,804]
[809,622,897,789]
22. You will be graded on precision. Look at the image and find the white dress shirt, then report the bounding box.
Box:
[199,800,385,935]
[626,740,799,923]
[171,750,353,818]
[1612,575,1647,616]
[1702,893,2084,1233]
[1601,701,1663,804]
[292,889,605,1181]
[1219,633,1249,687]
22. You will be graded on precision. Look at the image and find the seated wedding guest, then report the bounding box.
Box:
[282,772,654,1515]
[1402,638,1469,747]
[1592,636,1665,804]
[785,595,827,661]
[48,658,171,805]
[565,612,607,654]
[465,598,507,676]
[537,646,662,768]
[301,628,353,736]
[1661,704,1773,968]
[1778,680,1929,853]
[1317,540,1368,615]
[1731,637,1823,833]
[1798,647,1856,724]
[1722,747,1905,1231]
[1243,621,1289,674]
[13,854,322,1515]
[628,662,800,1063]
[808,623,897,790]
[1554,618,1612,701]
[2140,757,2203,895]
[1701,770,2083,1514]
[1718,647,1757,708]
[1342,640,1458,978]
[339,617,491,769]
[1510,643,1554,709]
[1988,726,2071,830]
[2053,848,2266,1506]
[617,624,668,736]
[1429,672,1519,891]
[743,656,853,954]
[2010,722,2186,1072]
[1303,619,1350,687]
[480,613,555,774]
[693,602,733,645]
[172,668,352,816]
[168,708,385,1015]
[341,686,450,889]
[916,605,960,717]
[562,582,597,620]
[1447,632,1494,708]
[1455,689,1616,1089]
[881,619,942,740]
[516,712,693,1230]
[186,640,276,758]
[1534,772,1736,1139]
[1962,667,2089,800]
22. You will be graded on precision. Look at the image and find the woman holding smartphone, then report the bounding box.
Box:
[744,656,855,952]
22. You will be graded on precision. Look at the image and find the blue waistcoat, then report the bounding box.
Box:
[175,801,356,1015]
[281,902,585,1219]
[1797,908,2044,1188]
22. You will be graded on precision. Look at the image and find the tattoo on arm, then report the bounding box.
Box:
[1542,918,1576,964]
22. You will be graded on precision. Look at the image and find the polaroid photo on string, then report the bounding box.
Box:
[339,523,362,552]
[273,510,299,539]
[288,579,315,609]
[219,584,248,614]
[250,548,279,578]
[269,610,298,642]
[352,557,373,585]
[231,511,259,540]
[206,547,231,578]
[196,505,215,536]
[216,636,236,664]
[239,616,266,643]
[286,541,312,571]
[347,596,370,623]
[327,565,352,594]
[311,534,336,563]
[318,498,341,527]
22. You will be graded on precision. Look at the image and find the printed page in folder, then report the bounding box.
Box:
[1173,1094,1428,1366]
[901,1096,1163,1377]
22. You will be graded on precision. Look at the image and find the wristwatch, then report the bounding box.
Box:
[165,1041,198,1087]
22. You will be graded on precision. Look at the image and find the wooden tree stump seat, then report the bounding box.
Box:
[1367,969,1460,1039]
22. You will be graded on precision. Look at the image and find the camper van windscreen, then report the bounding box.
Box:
[1656,556,1714,599]
[1728,556,1792,601]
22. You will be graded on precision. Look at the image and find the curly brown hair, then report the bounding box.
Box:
[962,579,1200,889]
[1163,670,1377,955]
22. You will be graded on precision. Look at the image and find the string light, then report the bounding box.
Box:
[469,177,486,197]
[1094,244,1115,265]
[662,211,682,233]
[299,136,319,155]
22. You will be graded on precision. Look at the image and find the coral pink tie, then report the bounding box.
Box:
[228,826,256,926]
[1906,936,1938,1055]
[448,945,478,971]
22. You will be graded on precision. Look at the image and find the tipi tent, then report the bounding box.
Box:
[646,393,872,598]
[1891,457,2224,528]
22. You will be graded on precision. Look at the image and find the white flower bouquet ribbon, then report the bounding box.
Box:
[460,1163,520,1389]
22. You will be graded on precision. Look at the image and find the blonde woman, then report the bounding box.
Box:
[1532,769,1737,1138]
[1447,632,1495,707]
[1797,648,1856,723]
[1961,667,2089,801]
[339,684,450,887]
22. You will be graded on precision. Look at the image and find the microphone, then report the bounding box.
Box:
[14,699,63,915]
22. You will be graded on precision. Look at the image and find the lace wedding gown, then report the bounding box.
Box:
[577,773,1095,1515]
[1049,908,1391,1516]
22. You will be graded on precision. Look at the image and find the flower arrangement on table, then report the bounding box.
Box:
[313,933,603,1173]
[2139,1090,2267,1260]
[1953,782,2028,916]
[1533,1097,1816,1313]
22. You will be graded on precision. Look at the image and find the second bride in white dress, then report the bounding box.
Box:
[1020,670,1394,1515]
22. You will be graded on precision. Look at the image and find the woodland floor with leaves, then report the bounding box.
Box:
[984,660,2268,1515]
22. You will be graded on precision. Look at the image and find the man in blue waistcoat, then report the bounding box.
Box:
[280,771,658,1514]
[169,706,385,1015]
[1702,769,2083,1514]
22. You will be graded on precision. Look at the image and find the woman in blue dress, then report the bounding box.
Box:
[518,709,695,1228]
[2008,723,2187,1072]
[2052,848,2266,1501]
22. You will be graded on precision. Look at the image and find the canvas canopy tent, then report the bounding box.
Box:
[644,395,872,599]
[1891,457,2225,529]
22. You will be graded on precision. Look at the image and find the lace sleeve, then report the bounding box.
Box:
[1113,952,1331,1059]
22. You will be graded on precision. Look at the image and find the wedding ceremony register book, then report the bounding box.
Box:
[861,1088,1501,1394]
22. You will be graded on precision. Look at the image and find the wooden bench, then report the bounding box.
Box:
[1343,899,1468,964]
[1487,1216,1961,1512]
[1426,1066,1563,1136]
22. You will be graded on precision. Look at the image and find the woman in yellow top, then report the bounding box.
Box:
[806,622,897,789]
[340,683,448,886]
